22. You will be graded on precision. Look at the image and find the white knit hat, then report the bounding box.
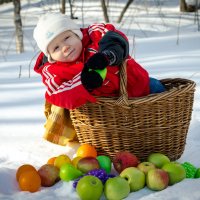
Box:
[33,12,83,56]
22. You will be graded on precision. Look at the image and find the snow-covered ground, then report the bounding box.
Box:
[0,0,200,199]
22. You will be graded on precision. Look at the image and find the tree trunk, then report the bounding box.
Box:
[60,0,66,14]
[13,0,24,53]
[68,0,78,19]
[101,0,109,23]
[117,0,134,23]
[180,0,188,11]
[180,0,197,12]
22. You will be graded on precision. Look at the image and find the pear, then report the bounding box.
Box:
[59,163,83,181]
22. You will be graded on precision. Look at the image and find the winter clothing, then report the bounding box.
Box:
[44,100,77,146]
[33,13,83,58]
[149,77,166,93]
[34,22,150,110]
[99,31,129,66]
[81,30,129,90]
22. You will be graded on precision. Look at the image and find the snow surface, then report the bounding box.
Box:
[0,0,200,199]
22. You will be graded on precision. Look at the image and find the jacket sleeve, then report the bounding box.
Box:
[87,23,129,66]
[41,65,97,110]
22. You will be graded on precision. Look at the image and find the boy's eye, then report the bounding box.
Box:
[65,36,70,40]
[54,46,59,52]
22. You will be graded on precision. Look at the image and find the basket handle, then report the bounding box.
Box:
[114,60,130,107]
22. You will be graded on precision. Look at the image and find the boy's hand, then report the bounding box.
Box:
[81,66,103,91]
[85,53,109,70]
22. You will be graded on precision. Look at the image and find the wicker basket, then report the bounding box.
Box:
[70,62,196,161]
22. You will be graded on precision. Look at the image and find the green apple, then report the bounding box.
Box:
[147,153,170,168]
[104,176,130,200]
[76,175,103,200]
[97,155,112,174]
[162,162,186,185]
[146,168,169,191]
[120,167,145,192]
[59,163,83,181]
[137,162,156,174]
[195,168,200,178]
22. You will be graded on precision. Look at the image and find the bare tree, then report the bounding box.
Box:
[180,0,197,12]
[60,0,66,14]
[13,0,24,53]
[117,0,134,23]
[101,0,109,22]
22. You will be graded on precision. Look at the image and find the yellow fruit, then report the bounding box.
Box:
[54,154,71,169]
[72,156,82,168]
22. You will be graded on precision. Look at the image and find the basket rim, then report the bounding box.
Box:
[95,78,196,107]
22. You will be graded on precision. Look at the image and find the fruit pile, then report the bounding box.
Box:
[15,144,200,200]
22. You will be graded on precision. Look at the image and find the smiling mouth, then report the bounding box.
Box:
[65,49,75,58]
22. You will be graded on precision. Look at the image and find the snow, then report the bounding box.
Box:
[0,0,200,199]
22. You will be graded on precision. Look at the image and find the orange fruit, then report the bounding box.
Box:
[18,170,41,192]
[72,156,82,168]
[47,157,57,165]
[76,144,97,158]
[16,164,37,182]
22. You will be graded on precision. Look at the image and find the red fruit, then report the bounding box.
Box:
[38,164,60,187]
[77,157,99,173]
[113,151,139,173]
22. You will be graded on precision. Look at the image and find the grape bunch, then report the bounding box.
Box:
[73,169,115,188]
[181,162,197,178]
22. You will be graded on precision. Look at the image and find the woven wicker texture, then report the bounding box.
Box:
[70,63,196,161]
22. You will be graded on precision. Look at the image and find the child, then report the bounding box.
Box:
[33,12,165,111]
[33,12,166,145]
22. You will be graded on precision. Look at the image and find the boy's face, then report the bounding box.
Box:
[48,30,82,62]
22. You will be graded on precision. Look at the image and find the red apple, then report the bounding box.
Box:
[113,151,139,173]
[77,157,99,173]
[146,168,169,191]
[38,164,60,187]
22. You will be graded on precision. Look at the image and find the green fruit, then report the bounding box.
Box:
[147,153,170,168]
[162,162,186,185]
[97,155,112,174]
[137,161,156,174]
[59,163,83,181]
[120,167,145,192]
[76,175,103,200]
[181,162,197,178]
[95,68,107,80]
[195,168,200,178]
[104,177,130,200]
[88,68,107,80]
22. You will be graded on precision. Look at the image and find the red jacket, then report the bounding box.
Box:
[34,23,150,110]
